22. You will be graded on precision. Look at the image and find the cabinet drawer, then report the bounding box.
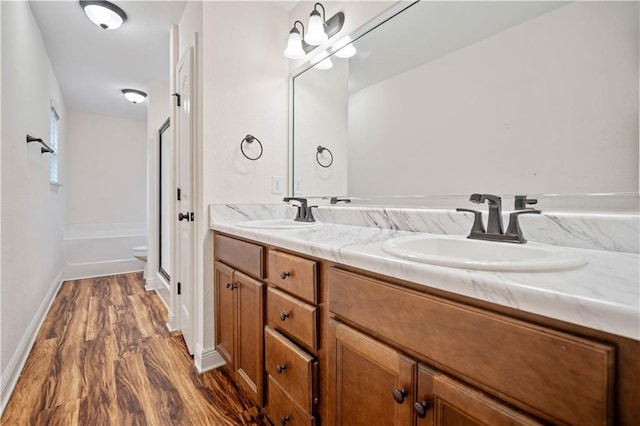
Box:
[327,268,614,426]
[267,287,318,351]
[265,326,317,413]
[268,250,317,303]
[214,234,264,279]
[267,376,315,426]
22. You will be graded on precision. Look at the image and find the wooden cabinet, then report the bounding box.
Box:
[328,320,541,426]
[417,365,542,426]
[327,267,616,425]
[214,234,265,405]
[212,232,637,424]
[265,250,320,425]
[329,319,414,426]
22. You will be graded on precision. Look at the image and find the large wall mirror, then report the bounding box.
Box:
[291,1,639,209]
[159,118,171,281]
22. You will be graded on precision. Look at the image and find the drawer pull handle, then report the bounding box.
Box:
[280,271,291,279]
[280,415,290,425]
[226,283,237,290]
[414,400,430,418]
[279,312,290,321]
[276,363,286,374]
[393,388,408,404]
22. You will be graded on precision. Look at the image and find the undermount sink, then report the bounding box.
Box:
[381,235,586,272]
[237,219,321,229]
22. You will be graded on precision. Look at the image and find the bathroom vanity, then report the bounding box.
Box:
[210,204,639,426]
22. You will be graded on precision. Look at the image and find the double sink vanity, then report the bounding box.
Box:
[210,200,639,425]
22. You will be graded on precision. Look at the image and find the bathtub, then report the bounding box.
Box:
[63,223,147,280]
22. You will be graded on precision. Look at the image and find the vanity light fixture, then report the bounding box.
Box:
[284,21,307,60]
[313,56,333,70]
[122,89,147,104]
[80,1,127,30]
[334,36,357,59]
[284,2,344,59]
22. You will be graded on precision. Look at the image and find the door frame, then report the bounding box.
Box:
[171,39,197,355]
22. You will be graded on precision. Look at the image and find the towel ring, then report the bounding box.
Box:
[316,145,333,168]
[240,134,263,161]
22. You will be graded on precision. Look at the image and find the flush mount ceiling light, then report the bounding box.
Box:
[80,1,127,30]
[284,2,344,59]
[122,89,147,104]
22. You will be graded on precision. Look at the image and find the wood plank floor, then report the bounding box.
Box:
[2,272,270,425]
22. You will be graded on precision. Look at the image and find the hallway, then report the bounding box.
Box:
[1,273,269,425]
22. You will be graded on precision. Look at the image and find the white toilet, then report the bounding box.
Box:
[133,245,147,262]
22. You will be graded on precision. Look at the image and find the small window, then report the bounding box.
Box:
[49,106,59,184]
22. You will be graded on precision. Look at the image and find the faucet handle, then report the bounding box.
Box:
[456,208,486,234]
[514,195,538,210]
[506,209,541,243]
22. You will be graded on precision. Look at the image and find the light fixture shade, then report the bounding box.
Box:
[314,56,333,70]
[335,43,356,59]
[305,10,328,45]
[80,1,127,30]
[122,89,147,104]
[284,28,306,60]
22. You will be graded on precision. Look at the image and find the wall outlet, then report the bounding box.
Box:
[271,176,284,194]
[294,178,303,195]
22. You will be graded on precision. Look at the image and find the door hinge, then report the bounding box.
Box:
[177,187,181,201]
[171,92,181,107]
[177,282,181,295]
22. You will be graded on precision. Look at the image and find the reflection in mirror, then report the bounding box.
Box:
[159,118,171,281]
[292,1,639,210]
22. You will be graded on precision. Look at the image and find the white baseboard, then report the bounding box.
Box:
[63,259,144,281]
[0,272,63,415]
[194,344,226,373]
[166,311,179,332]
[144,276,162,291]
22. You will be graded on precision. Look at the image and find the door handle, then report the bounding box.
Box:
[178,212,190,222]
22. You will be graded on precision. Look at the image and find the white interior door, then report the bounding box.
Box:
[176,46,195,354]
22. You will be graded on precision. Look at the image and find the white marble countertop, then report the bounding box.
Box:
[209,204,640,341]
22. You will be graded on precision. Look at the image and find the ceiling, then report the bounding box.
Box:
[29,1,187,121]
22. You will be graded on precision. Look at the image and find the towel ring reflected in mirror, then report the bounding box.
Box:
[240,134,263,161]
[316,145,333,168]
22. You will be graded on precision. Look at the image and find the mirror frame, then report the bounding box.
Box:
[158,117,171,281]
[286,1,639,209]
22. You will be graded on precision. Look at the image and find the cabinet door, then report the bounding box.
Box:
[330,320,415,426]
[417,365,542,426]
[214,261,235,368]
[235,270,265,405]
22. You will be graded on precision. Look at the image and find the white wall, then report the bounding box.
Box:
[173,0,290,371]
[0,0,67,411]
[65,111,147,229]
[348,1,639,196]
[293,59,349,196]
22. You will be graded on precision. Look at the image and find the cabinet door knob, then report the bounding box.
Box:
[280,415,290,425]
[280,271,291,279]
[279,312,290,321]
[393,388,408,404]
[414,400,430,418]
[226,283,237,290]
[276,364,286,374]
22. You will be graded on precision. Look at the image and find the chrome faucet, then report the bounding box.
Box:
[457,193,541,243]
[283,197,316,222]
